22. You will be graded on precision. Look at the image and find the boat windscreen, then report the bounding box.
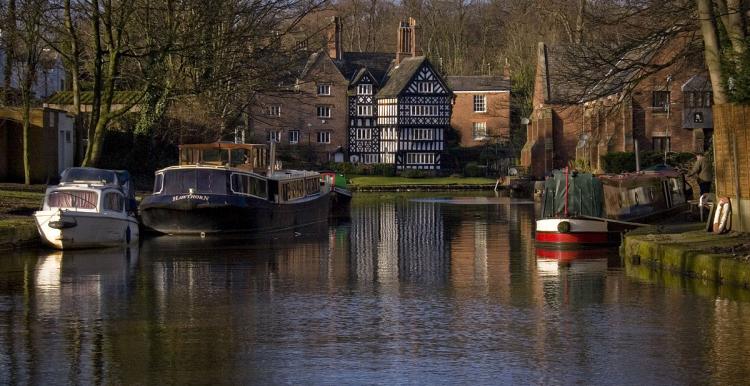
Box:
[61,168,116,184]
[541,170,603,218]
[163,169,227,195]
[47,190,98,209]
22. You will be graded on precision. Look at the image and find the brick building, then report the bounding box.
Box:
[447,76,511,147]
[521,39,713,179]
[251,17,455,170]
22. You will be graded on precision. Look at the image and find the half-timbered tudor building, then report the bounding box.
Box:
[251,16,454,170]
[375,57,452,170]
[342,53,394,164]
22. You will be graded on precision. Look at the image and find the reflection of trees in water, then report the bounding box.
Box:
[349,199,448,285]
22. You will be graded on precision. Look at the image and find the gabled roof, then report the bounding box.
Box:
[375,56,427,98]
[682,74,712,91]
[45,91,143,105]
[299,50,327,80]
[446,76,510,92]
[337,52,395,84]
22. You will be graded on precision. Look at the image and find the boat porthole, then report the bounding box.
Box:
[557,221,571,233]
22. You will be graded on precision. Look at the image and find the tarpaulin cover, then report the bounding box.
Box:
[541,170,603,218]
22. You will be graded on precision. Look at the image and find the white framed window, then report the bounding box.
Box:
[267,130,281,143]
[408,105,439,116]
[473,95,486,112]
[363,154,379,164]
[317,131,331,144]
[357,104,373,116]
[355,128,371,140]
[316,105,331,118]
[473,122,487,139]
[358,84,372,95]
[317,83,331,96]
[406,152,435,165]
[413,128,433,140]
[417,82,434,93]
[268,105,281,117]
[288,130,299,144]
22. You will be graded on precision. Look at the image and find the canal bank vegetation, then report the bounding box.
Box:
[621,224,750,290]
[0,185,44,248]
[349,176,496,188]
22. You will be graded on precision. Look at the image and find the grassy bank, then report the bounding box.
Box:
[349,176,496,187]
[0,186,44,249]
[621,223,750,289]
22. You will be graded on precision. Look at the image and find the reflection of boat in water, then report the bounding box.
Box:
[320,170,352,218]
[535,247,619,276]
[139,142,331,235]
[536,166,689,248]
[34,167,139,249]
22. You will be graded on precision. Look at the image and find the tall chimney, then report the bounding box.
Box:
[396,18,420,64]
[327,16,342,60]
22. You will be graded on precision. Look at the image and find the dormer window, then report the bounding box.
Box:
[417,82,434,93]
[317,83,331,96]
[358,84,373,95]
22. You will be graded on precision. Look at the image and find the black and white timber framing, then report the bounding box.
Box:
[374,57,452,170]
[348,70,381,164]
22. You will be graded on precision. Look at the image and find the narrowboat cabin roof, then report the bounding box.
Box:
[178,142,269,171]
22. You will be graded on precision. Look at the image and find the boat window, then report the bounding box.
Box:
[103,192,124,212]
[61,168,116,184]
[163,169,227,195]
[305,177,320,195]
[47,190,98,209]
[230,173,268,198]
[201,149,229,165]
[153,173,164,194]
[280,179,305,201]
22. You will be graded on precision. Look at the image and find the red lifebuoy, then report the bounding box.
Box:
[713,197,732,234]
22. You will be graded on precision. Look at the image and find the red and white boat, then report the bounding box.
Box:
[535,166,690,248]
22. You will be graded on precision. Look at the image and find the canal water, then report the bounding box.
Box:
[1,192,750,384]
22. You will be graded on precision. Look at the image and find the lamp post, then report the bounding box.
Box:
[665,75,673,165]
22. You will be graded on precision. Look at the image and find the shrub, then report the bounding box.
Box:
[601,152,636,174]
[463,162,484,177]
[372,163,396,177]
[401,169,428,178]
[601,151,696,174]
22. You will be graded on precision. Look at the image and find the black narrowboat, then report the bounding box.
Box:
[139,142,331,235]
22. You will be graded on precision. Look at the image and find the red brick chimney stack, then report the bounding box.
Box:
[396,17,420,64]
[327,16,342,60]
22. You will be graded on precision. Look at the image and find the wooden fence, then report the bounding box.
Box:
[713,104,750,231]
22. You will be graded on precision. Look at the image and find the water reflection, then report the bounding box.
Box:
[0,192,749,384]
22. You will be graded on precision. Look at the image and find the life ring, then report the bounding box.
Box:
[712,197,732,234]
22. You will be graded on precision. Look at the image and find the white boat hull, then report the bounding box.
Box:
[34,210,139,249]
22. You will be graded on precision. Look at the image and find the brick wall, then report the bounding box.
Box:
[450,91,510,147]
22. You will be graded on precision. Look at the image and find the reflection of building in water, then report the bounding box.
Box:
[349,199,447,285]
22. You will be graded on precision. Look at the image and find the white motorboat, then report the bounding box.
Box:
[34,167,139,249]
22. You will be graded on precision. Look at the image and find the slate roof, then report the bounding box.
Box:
[446,76,510,92]
[45,91,143,105]
[337,52,395,84]
[375,56,427,98]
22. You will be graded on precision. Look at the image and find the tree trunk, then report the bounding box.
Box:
[82,2,103,166]
[716,0,746,56]
[22,95,31,185]
[574,0,586,44]
[697,0,728,104]
[21,63,33,185]
[3,0,17,106]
